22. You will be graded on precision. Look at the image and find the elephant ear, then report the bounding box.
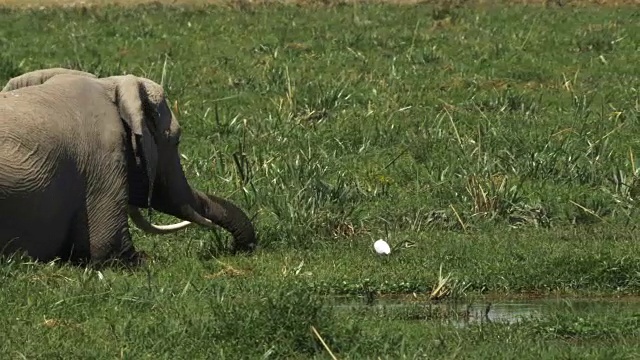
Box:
[115,75,159,208]
[1,68,97,92]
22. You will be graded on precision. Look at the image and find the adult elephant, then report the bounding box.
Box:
[0,68,257,266]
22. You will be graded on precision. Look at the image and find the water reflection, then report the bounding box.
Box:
[453,301,543,326]
[332,296,640,327]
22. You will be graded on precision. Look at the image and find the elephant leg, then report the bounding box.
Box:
[92,200,141,266]
[63,201,135,265]
[60,207,91,264]
[68,179,144,267]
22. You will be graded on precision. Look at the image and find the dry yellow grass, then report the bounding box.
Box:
[0,0,638,8]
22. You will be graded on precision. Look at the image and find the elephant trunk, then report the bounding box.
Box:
[192,189,257,253]
[149,150,256,252]
[149,181,257,252]
[173,202,215,229]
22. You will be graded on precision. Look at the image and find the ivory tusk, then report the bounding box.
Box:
[128,206,194,234]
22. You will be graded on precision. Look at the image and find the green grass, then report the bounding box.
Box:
[2,1,640,358]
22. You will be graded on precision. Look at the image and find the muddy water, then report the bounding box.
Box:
[332,296,640,326]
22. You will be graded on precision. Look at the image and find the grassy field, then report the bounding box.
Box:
[1,1,640,358]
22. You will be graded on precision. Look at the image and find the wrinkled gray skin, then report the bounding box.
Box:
[0,68,257,266]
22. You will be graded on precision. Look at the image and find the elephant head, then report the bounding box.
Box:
[1,68,257,253]
[104,74,257,253]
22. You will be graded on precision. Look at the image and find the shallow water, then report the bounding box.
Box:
[332,296,640,326]
[455,301,543,325]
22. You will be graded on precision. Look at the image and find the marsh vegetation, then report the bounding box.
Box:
[1,1,640,358]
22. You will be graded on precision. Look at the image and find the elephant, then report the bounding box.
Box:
[0,68,257,266]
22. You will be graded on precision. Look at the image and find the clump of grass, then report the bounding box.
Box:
[0,55,24,79]
[531,304,640,340]
[430,263,463,301]
[574,23,621,53]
